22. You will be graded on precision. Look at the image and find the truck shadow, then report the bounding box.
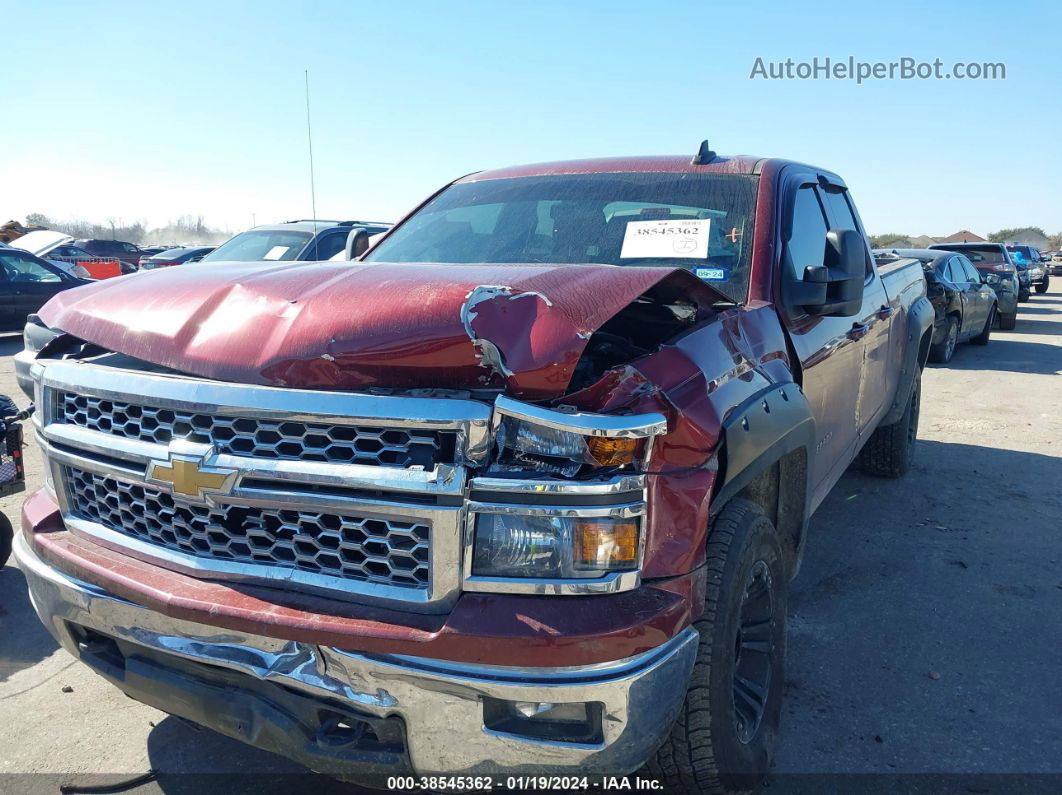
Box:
[943,338,1062,374]
[146,717,373,794]
[0,563,61,683]
[777,439,1062,778]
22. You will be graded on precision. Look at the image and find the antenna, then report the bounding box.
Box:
[305,69,319,259]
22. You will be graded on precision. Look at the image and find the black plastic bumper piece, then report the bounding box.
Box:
[71,625,412,785]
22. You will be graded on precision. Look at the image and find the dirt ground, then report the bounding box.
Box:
[1,288,1059,794]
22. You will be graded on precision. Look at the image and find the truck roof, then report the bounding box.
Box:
[462,154,770,182]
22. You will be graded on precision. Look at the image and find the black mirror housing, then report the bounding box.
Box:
[783,228,866,318]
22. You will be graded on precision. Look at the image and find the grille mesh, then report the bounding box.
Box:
[56,392,450,469]
[65,467,431,589]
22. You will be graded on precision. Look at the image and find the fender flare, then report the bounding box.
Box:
[711,382,816,517]
[881,295,934,426]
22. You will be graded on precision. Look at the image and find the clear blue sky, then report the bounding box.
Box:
[3,0,1060,238]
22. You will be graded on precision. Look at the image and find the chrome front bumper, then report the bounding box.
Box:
[16,531,698,780]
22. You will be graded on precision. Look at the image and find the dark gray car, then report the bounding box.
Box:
[139,246,215,270]
[928,242,1019,329]
[200,220,390,264]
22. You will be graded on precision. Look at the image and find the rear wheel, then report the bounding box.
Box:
[929,316,958,363]
[859,371,921,478]
[971,306,994,346]
[999,311,1017,330]
[645,499,786,794]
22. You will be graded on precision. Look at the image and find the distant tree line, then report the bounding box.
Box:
[23,213,233,246]
[870,227,1062,250]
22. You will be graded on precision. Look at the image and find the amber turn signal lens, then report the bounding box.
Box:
[586,436,641,467]
[573,519,639,570]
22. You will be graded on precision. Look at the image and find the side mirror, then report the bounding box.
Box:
[783,228,866,317]
[343,229,370,260]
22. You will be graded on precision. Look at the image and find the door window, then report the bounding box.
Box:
[958,257,982,283]
[0,252,62,283]
[945,258,967,284]
[784,186,829,281]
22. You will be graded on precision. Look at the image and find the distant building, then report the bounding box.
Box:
[909,235,938,248]
[938,230,987,243]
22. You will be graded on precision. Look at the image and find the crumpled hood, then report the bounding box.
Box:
[38,261,722,399]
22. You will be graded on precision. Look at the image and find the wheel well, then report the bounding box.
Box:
[732,446,808,578]
[917,325,932,369]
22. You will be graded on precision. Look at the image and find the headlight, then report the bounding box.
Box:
[985,273,1001,285]
[472,513,639,579]
[490,395,665,477]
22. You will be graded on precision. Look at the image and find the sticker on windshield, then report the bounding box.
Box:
[263,245,290,260]
[620,219,710,260]
[695,266,729,281]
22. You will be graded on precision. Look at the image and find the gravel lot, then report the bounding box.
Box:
[1,288,1060,793]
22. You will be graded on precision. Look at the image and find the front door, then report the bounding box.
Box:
[778,182,865,502]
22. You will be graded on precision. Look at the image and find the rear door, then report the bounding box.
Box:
[818,184,891,436]
[958,255,993,328]
[777,179,865,499]
[943,257,974,335]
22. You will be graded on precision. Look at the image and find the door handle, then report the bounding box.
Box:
[876,304,893,320]
[847,323,869,341]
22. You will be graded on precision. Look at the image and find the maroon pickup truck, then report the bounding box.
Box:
[15,143,932,791]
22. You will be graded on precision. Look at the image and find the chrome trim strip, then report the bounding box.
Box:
[467,500,644,519]
[470,474,645,496]
[493,394,666,438]
[462,569,641,595]
[372,626,697,682]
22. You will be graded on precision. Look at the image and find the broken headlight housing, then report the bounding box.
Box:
[490,395,666,477]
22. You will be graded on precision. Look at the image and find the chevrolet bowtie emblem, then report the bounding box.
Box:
[146,442,237,503]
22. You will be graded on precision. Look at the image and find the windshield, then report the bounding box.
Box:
[365,173,759,302]
[201,229,311,262]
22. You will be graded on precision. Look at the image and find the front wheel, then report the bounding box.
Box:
[645,499,786,793]
[999,310,1017,330]
[1035,278,1049,294]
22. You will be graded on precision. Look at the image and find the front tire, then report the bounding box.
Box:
[646,499,786,794]
[929,316,958,363]
[859,370,921,478]
[999,310,1017,330]
[1035,278,1049,294]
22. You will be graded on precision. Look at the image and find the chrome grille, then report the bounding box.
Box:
[64,467,431,589]
[56,391,453,469]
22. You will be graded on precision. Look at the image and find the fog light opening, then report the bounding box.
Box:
[483,697,603,744]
